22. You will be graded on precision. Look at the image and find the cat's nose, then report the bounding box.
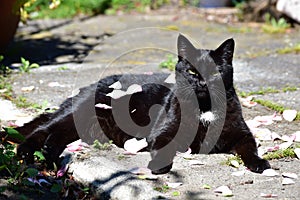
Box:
[199,81,207,88]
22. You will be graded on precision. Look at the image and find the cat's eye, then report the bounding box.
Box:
[188,69,197,75]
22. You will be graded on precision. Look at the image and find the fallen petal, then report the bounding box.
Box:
[166,182,183,188]
[282,110,297,122]
[292,131,300,142]
[126,84,143,94]
[246,120,262,129]
[124,138,148,154]
[106,89,127,99]
[282,172,298,179]
[279,141,293,150]
[214,186,233,197]
[231,170,245,176]
[95,103,112,109]
[230,160,240,168]
[21,86,35,92]
[189,160,205,166]
[253,115,274,126]
[66,139,88,152]
[164,73,176,84]
[138,174,158,180]
[262,169,279,177]
[57,164,69,177]
[281,135,294,142]
[252,128,272,141]
[48,82,64,87]
[294,148,300,159]
[130,167,152,175]
[260,193,278,198]
[108,81,122,90]
[271,132,282,141]
[282,178,295,185]
[38,179,51,185]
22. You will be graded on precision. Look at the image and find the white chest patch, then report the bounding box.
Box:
[199,111,216,125]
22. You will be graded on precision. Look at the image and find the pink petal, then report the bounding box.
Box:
[292,131,300,142]
[66,139,88,152]
[279,141,293,150]
[271,132,282,140]
[57,164,68,177]
[262,169,279,177]
[253,115,274,126]
[260,193,278,198]
[252,128,272,141]
[246,120,262,129]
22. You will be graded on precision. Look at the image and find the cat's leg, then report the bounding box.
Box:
[0,113,52,143]
[233,133,270,173]
[147,135,177,174]
[17,127,50,163]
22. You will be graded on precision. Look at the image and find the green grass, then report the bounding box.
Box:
[262,14,291,34]
[159,54,177,71]
[276,44,300,54]
[263,146,299,160]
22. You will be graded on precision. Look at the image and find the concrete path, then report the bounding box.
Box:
[2,9,300,199]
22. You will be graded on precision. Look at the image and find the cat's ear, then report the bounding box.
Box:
[177,34,196,60]
[213,38,235,63]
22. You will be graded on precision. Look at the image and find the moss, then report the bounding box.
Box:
[276,44,300,54]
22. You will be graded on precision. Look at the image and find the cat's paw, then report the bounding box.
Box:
[148,161,173,175]
[246,158,271,173]
[17,143,35,164]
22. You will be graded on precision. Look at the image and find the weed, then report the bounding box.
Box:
[262,13,290,34]
[153,185,170,193]
[159,54,177,71]
[19,57,39,73]
[57,66,69,71]
[222,155,243,166]
[276,44,300,54]
[93,140,113,150]
[263,147,297,160]
[13,96,33,108]
[0,56,11,76]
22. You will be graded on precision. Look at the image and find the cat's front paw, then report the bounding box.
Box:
[148,161,173,175]
[246,158,271,173]
[17,143,35,164]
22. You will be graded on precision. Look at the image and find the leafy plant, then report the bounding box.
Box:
[0,55,11,76]
[93,139,113,150]
[262,13,290,34]
[159,54,177,71]
[19,57,39,73]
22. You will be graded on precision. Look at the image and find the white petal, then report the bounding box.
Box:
[262,169,279,177]
[95,103,112,109]
[230,160,240,168]
[106,89,127,99]
[21,86,35,92]
[282,178,295,185]
[124,138,148,154]
[164,73,176,84]
[189,160,205,166]
[126,84,142,94]
[282,172,298,179]
[166,182,183,188]
[271,132,282,140]
[294,148,300,159]
[279,141,293,150]
[282,110,297,122]
[252,128,272,141]
[214,186,233,197]
[231,170,245,176]
[293,131,300,142]
[108,81,122,90]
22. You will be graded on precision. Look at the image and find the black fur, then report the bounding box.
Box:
[8,34,270,174]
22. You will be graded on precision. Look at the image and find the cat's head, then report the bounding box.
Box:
[175,34,234,100]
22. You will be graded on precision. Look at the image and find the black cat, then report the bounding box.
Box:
[3,34,270,174]
[147,34,270,174]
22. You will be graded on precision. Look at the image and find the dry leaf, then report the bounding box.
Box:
[282,110,297,122]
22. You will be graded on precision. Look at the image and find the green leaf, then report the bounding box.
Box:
[0,165,7,172]
[172,191,180,196]
[4,128,25,142]
[34,151,45,161]
[29,63,39,69]
[25,168,39,177]
[50,183,62,193]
